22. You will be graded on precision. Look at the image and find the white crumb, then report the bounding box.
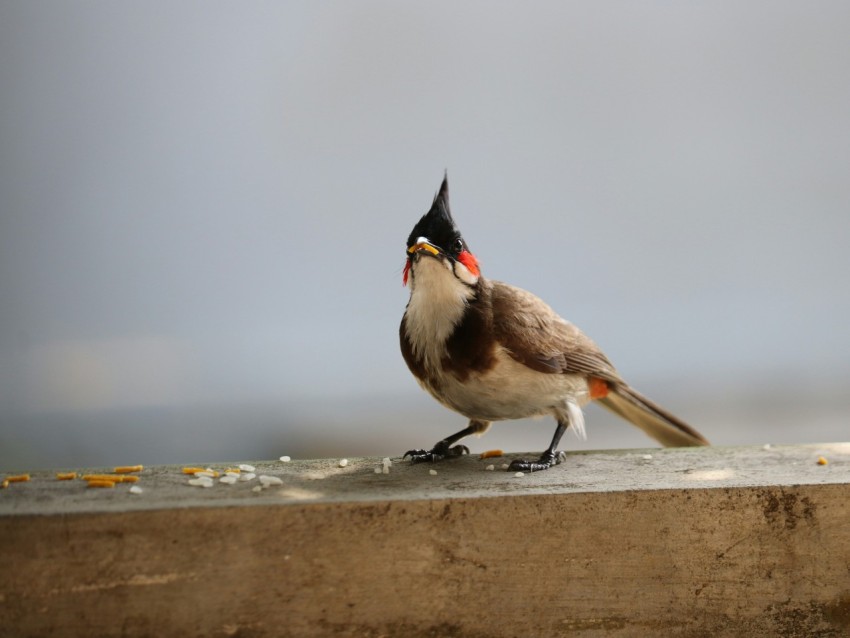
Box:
[382,457,392,467]
[188,477,214,488]
[239,472,256,482]
[641,454,653,460]
[500,464,510,470]
[194,470,216,478]
[338,459,349,468]
[485,465,495,471]
[259,475,283,486]
[129,485,143,495]
[429,469,438,475]
[382,465,390,474]
[251,485,263,493]
[239,464,256,472]
[219,475,238,485]
[279,456,291,462]
[374,467,382,474]
[514,472,525,478]
[762,444,772,450]
[224,471,240,478]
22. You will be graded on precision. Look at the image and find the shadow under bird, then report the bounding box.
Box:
[399,175,709,472]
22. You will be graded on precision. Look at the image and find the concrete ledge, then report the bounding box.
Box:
[2,444,849,637]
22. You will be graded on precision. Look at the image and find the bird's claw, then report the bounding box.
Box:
[403,441,470,464]
[508,450,567,473]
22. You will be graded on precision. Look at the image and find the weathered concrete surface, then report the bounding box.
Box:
[1,444,849,637]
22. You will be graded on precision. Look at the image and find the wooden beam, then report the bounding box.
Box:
[1,444,849,636]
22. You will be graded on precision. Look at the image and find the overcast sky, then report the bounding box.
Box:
[2,2,849,468]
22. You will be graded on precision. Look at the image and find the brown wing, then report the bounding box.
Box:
[490,280,623,383]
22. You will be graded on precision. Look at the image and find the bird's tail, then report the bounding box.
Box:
[597,384,709,447]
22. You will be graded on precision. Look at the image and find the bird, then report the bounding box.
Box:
[399,175,709,472]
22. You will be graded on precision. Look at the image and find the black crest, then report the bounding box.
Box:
[406,175,464,253]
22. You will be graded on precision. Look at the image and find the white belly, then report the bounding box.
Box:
[421,346,591,422]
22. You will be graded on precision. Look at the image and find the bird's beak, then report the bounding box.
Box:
[407,239,441,257]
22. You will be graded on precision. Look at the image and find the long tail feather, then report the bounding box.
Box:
[598,384,709,447]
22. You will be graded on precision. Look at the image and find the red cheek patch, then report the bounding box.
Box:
[402,259,411,286]
[457,251,480,277]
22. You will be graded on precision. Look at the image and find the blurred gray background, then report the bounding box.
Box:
[1,2,849,471]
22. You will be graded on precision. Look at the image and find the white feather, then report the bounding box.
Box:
[405,255,475,370]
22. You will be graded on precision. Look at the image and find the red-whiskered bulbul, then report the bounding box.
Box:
[399,175,709,472]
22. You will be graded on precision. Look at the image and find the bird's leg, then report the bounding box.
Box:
[404,420,488,463]
[508,420,568,472]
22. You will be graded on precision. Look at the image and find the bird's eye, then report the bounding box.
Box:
[452,238,464,254]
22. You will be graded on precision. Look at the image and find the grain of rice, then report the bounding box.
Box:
[194,471,217,478]
[817,456,829,465]
[6,474,30,483]
[374,467,382,474]
[82,474,138,483]
[514,472,525,478]
[0,479,8,489]
[382,457,392,467]
[485,465,495,471]
[129,485,143,494]
[641,454,653,460]
[259,475,283,486]
[239,464,256,472]
[182,467,206,474]
[480,449,503,459]
[429,469,438,475]
[56,472,77,480]
[239,472,256,482]
[113,465,143,473]
[87,480,116,488]
[279,456,291,462]
[219,475,238,484]
[338,459,349,468]
[252,485,263,492]
[500,464,510,470]
[382,465,390,474]
[188,477,214,488]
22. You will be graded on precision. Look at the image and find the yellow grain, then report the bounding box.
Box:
[6,474,30,483]
[86,480,116,488]
[113,465,143,473]
[480,449,504,459]
[182,467,206,474]
[817,456,829,466]
[56,472,78,480]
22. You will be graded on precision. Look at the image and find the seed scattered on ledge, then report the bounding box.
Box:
[480,449,503,459]
[113,465,143,474]
[514,472,525,478]
[817,456,829,466]
[429,469,438,475]
[338,459,349,468]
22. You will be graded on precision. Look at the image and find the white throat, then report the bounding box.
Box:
[404,256,476,370]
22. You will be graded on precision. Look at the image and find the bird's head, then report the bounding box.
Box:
[403,175,480,290]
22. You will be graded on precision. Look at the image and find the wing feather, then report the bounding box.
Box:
[490,281,622,383]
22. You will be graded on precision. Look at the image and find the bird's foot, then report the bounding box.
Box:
[508,450,567,473]
[403,440,470,464]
